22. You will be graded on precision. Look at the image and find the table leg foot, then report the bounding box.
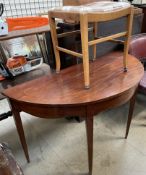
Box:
[125,91,136,139]
[85,116,93,175]
[12,110,30,163]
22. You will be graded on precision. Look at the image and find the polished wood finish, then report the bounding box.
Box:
[49,6,134,88]
[0,64,51,100]
[2,52,144,175]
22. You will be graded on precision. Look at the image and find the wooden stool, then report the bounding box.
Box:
[49,1,134,88]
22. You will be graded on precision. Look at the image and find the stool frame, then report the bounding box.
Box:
[49,6,134,88]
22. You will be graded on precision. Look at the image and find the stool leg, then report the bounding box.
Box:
[123,8,134,72]
[80,14,90,89]
[93,22,97,61]
[123,42,128,72]
[49,17,61,73]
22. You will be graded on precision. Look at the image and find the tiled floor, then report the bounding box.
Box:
[0,93,146,175]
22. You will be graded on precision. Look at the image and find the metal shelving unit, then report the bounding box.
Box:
[1,0,62,17]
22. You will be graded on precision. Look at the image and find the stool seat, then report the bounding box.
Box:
[49,1,131,23]
[51,1,130,14]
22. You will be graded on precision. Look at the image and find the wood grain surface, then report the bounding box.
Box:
[0,64,51,100]
[3,52,144,106]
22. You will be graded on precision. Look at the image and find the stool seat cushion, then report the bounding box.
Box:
[51,1,130,13]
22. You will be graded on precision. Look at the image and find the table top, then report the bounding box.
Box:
[0,25,50,41]
[0,64,51,100]
[2,52,144,106]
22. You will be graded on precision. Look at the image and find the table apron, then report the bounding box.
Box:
[9,100,87,118]
[87,85,138,116]
[8,85,137,119]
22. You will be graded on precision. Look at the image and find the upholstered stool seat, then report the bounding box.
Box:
[49,1,134,88]
[51,1,130,14]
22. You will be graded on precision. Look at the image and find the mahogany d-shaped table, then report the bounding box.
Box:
[2,52,144,175]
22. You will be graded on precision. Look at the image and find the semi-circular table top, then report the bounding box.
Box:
[3,52,144,106]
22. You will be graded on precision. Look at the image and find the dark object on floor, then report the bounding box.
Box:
[65,116,85,122]
[0,143,23,175]
[129,33,146,94]
[0,111,12,121]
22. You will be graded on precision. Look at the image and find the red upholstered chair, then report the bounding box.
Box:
[0,143,23,174]
[129,33,146,94]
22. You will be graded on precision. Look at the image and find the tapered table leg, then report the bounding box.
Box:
[85,115,93,175]
[125,91,137,139]
[12,109,30,163]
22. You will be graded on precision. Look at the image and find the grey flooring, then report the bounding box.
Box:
[0,93,146,175]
